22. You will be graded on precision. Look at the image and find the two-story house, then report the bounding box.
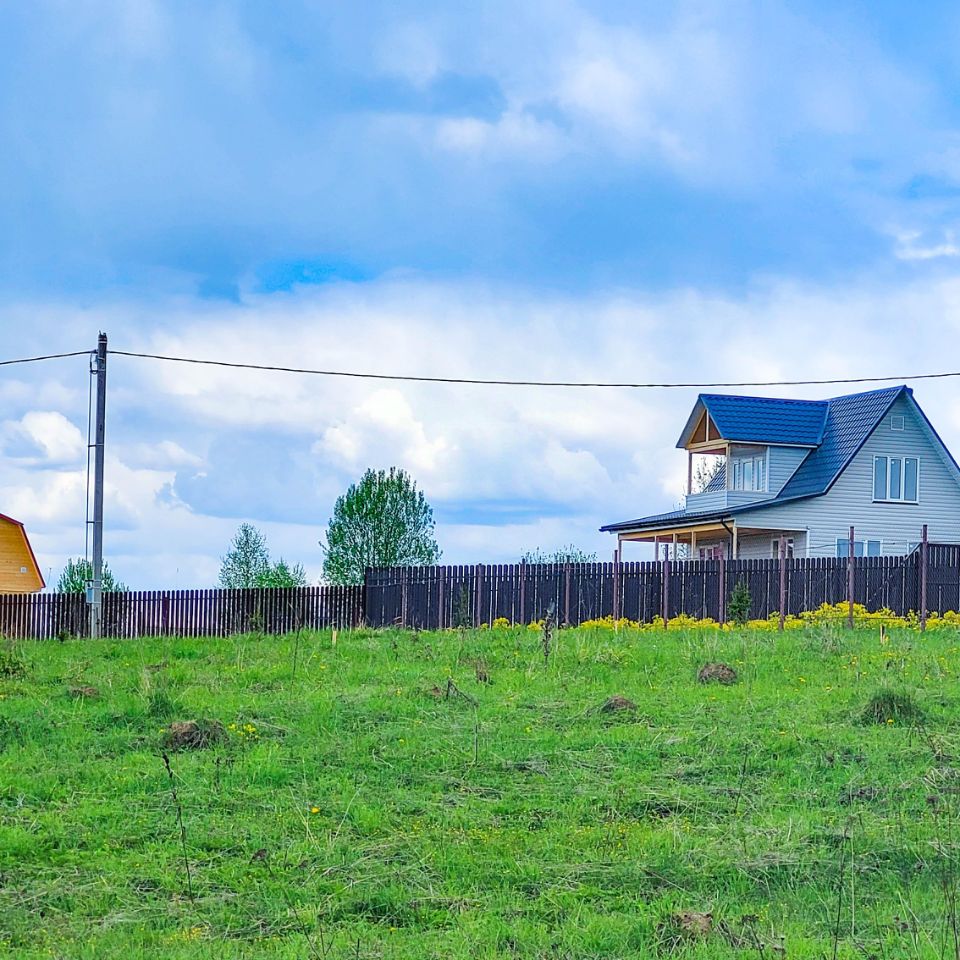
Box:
[601,386,960,559]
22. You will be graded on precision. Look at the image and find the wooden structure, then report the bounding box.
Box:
[0,513,44,593]
[0,545,957,639]
[365,544,956,629]
[0,584,362,639]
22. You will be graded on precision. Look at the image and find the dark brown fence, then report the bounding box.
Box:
[364,546,960,629]
[0,585,363,639]
[2,546,959,639]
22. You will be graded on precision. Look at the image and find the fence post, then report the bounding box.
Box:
[718,553,726,624]
[437,569,444,631]
[612,549,620,626]
[401,568,409,628]
[778,534,786,632]
[362,568,371,628]
[661,555,670,628]
[474,564,482,628]
[519,560,526,627]
[847,525,855,630]
[564,561,571,627]
[921,523,928,632]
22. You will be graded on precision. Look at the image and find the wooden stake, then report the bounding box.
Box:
[920,524,928,632]
[847,525,855,630]
[778,534,786,632]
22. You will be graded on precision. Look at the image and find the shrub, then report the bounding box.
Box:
[728,580,752,625]
[861,689,924,725]
[0,647,26,679]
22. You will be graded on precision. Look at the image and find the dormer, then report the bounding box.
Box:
[679,394,827,505]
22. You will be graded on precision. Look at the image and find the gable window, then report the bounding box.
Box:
[873,456,919,503]
[836,539,882,558]
[770,538,794,558]
[891,415,905,431]
[731,453,766,492]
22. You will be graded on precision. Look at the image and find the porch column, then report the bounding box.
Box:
[690,529,697,557]
[653,535,659,562]
[732,524,738,559]
[672,532,678,561]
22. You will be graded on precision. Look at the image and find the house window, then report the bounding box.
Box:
[891,415,905,431]
[731,454,766,492]
[836,539,882,558]
[873,456,919,503]
[770,538,795,558]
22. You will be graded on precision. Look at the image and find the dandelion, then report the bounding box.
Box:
[310,806,320,814]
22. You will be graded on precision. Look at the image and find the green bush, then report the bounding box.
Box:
[728,579,752,626]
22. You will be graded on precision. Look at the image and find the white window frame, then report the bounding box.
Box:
[873,455,920,504]
[891,415,905,431]
[770,537,794,558]
[730,450,768,493]
[836,538,883,558]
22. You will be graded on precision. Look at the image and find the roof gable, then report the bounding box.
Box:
[677,394,827,448]
[774,386,905,501]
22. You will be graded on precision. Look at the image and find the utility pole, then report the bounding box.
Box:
[89,333,107,638]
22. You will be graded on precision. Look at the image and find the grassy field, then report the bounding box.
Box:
[2,623,960,958]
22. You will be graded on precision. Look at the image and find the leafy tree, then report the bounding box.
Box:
[256,559,307,588]
[521,544,598,564]
[321,467,440,585]
[219,523,270,588]
[56,558,127,593]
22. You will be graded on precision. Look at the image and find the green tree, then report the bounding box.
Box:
[219,523,270,588]
[521,545,598,564]
[321,467,440,585]
[728,579,752,626]
[255,559,307,588]
[56,558,127,593]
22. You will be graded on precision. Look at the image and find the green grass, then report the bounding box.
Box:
[2,624,960,958]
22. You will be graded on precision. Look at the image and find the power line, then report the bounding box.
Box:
[110,349,960,390]
[0,350,91,367]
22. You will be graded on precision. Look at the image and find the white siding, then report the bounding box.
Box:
[738,530,808,559]
[767,446,811,495]
[738,394,960,557]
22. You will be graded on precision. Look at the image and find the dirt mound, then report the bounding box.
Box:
[657,911,714,950]
[163,719,226,751]
[600,695,637,713]
[697,663,738,685]
[67,685,99,699]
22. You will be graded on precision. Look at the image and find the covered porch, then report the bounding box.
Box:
[615,518,806,561]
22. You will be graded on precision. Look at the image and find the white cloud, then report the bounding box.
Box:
[3,272,960,583]
[2,411,86,465]
[894,229,960,261]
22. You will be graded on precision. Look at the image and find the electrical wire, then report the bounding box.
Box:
[0,350,90,366]
[109,349,960,390]
[0,346,958,391]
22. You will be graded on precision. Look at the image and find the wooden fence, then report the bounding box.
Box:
[364,545,960,629]
[1,545,959,639]
[0,585,364,639]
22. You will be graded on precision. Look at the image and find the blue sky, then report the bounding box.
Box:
[3,1,960,586]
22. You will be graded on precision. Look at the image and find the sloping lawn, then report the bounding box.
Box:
[1,624,958,958]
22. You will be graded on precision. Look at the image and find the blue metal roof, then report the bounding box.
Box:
[677,393,828,447]
[774,386,905,501]
[603,385,912,533]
